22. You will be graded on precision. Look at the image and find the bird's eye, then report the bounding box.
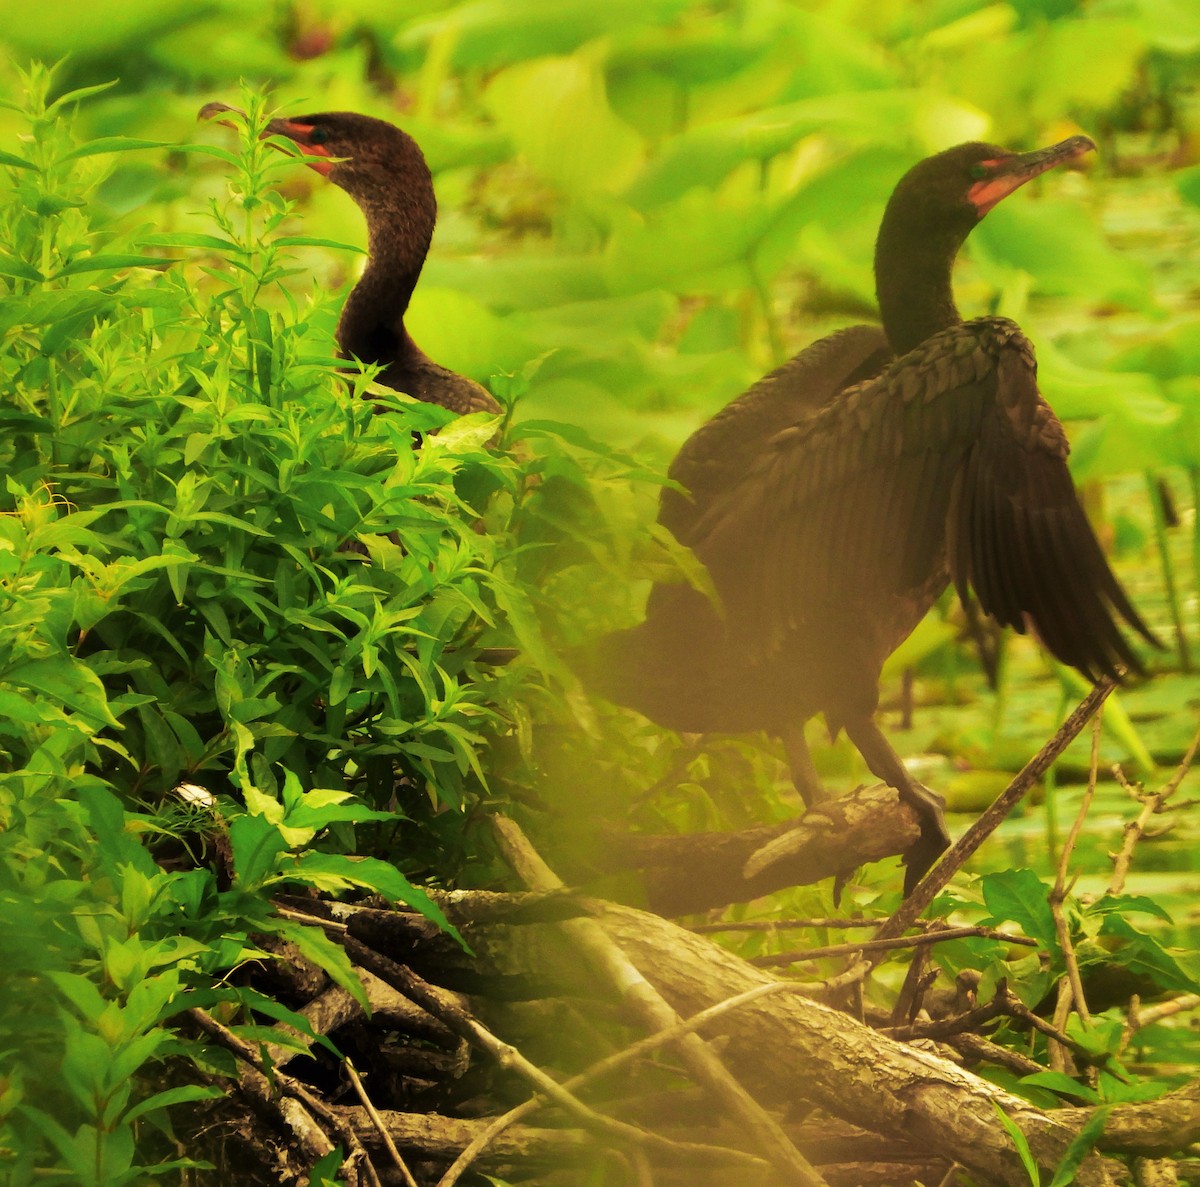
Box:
[308,126,330,146]
[968,164,989,181]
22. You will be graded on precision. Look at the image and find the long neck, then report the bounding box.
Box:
[336,194,434,368]
[873,207,968,358]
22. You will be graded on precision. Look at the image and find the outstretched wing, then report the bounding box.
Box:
[688,318,1156,677]
[947,342,1158,680]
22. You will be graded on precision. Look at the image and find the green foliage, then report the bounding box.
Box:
[992,1099,1112,1187]
[1,1,1198,1178]
[0,71,573,1180]
[927,868,1200,1104]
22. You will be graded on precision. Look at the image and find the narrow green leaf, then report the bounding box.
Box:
[176,142,243,167]
[0,149,34,170]
[47,80,119,112]
[275,235,366,253]
[0,253,44,281]
[60,136,170,161]
[275,922,368,1009]
[144,232,241,251]
[52,254,173,278]
[1020,1071,1101,1104]
[1048,1108,1110,1187]
[992,1101,1040,1186]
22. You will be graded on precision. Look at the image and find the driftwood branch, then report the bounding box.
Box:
[455,896,1127,1186]
[491,814,828,1187]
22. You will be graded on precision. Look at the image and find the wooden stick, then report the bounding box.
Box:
[751,925,1038,967]
[875,678,1116,944]
[1048,714,1102,1053]
[491,814,829,1187]
[345,1059,420,1187]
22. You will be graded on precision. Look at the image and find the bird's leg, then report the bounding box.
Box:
[843,716,950,895]
[780,724,829,807]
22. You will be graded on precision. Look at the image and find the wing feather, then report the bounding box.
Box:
[689,323,1003,659]
[949,345,1158,679]
[663,324,891,543]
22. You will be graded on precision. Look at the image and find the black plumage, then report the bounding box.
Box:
[590,136,1158,891]
[262,109,500,416]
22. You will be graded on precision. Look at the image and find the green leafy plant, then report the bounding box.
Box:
[0,70,567,1181]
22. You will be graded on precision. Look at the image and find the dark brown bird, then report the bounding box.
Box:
[589,135,1158,892]
[223,106,499,416]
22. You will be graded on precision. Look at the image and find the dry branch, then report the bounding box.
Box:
[570,783,920,915]
[876,677,1116,943]
[454,898,1127,1186]
[491,814,828,1187]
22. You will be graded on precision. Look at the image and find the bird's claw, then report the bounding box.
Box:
[901,783,950,897]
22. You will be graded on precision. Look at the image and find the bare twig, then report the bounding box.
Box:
[1047,713,1103,1072]
[275,903,350,931]
[946,1032,1047,1078]
[883,988,1008,1041]
[341,933,733,1169]
[891,942,931,1026]
[1109,722,1200,895]
[886,981,1115,1073]
[1131,993,1200,1031]
[436,979,807,1186]
[1159,721,1200,798]
[690,917,879,933]
[751,925,1039,967]
[1049,978,1077,1076]
[1121,993,1200,1059]
[800,959,873,1001]
[875,678,1116,944]
[345,1060,420,1187]
[1000,988,1119,1072]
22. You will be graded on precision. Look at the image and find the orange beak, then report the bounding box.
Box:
[967,134,1096,216]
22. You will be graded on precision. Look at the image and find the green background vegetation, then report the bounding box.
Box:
[1,0,1198,1182]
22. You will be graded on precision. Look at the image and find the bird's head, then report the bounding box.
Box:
[873,134,1095,356]
[882,135,1096,243]
[261,111,433,208]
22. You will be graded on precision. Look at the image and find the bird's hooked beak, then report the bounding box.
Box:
[197,102,336,176]
[967,134,1096,216]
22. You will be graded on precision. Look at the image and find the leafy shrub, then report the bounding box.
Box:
[0,71,602,1181]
